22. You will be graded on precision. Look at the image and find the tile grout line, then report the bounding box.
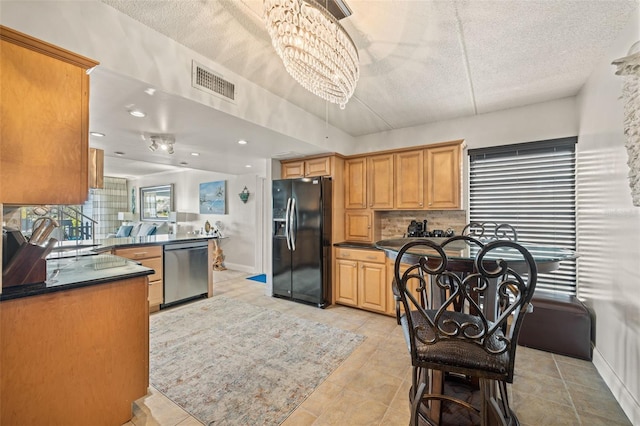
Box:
[552,354,583,425]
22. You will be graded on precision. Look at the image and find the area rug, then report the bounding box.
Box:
[246,273,267,283]
[149,296,365,425]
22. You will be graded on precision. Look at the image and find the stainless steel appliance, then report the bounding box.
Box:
[163,240,209,307]
[272,177,332,307]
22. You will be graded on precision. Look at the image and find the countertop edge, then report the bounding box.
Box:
[93,235,221,252]
[0,268,153,302]
[333,242,381,250]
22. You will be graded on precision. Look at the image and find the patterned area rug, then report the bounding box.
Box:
[149,296,365,425]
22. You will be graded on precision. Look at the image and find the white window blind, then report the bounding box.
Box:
[468,137,577,295]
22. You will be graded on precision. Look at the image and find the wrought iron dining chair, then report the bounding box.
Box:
[393,236,537,426]
[462,222,519,242]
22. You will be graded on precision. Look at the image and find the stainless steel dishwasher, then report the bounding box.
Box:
[163,240,209,307]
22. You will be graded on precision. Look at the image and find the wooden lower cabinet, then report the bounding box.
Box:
[335,248,387,314]
[0,277,149,425]
[386,258,429,317]
[114,245,164,312]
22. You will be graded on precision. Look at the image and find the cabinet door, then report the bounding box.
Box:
[367,154,394,209]
[358,261,387,313]
[426,144,461,209]
[345,210,373,242]
[345,157,367,209]
[305,156,332,177]
[335,259,359,306]
[395,150,425,209]
[281,161,305,179]
[0,27,98,205]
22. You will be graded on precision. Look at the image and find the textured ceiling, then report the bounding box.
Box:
[101,0,639,137]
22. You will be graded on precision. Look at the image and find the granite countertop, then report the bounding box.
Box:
[333,241,381,250]
[93,233,222,252]
[1,254,154,302]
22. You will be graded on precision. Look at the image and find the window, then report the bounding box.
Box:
[468,137,577,295]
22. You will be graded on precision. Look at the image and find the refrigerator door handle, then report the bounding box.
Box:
[285,197,292,250]
[290,197,296,251]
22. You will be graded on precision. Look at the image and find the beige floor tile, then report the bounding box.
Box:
[366,346,412,379]
[343,365,404,405]
[578,412,633,426]
[557,358,607,389]
[381,406,412,426]
[567,381,632,424]
[130,387,191,426]
[511,372,573,406]
[281,407,317,426]
[313,388,390,426]
[511,393,580,425]
[299,380,344,417]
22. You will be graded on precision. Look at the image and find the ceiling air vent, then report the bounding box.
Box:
[192,61,235,102]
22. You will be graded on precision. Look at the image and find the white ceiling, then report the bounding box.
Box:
[92,0,638,178]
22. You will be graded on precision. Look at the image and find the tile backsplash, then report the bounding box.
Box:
[378,210,468,239]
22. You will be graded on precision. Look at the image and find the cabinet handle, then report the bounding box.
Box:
[133,252,148,258]
[369,204,373,207]
[342,253,350,257]
[419,202,423,207]
[366,255,376,259]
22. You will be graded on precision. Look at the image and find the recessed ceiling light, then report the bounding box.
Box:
[114,151,125,156]
[238,140,248,145]
[129,109,146,118]
[90,132,105,137]
[191,152,200,156]
[245,165,252,168]
[144,87,156,96]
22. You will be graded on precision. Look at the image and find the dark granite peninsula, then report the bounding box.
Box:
[0,254,153,425]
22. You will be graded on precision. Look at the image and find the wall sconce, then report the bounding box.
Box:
[238,186,250,203]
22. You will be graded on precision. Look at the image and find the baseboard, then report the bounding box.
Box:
[592,348,640,424]
[220,263,255,274]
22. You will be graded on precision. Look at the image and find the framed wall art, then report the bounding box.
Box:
[199,180,226,214]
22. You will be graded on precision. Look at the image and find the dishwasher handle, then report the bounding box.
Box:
[164,241,209,251]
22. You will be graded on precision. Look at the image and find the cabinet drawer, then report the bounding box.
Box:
[115,245,162,260]
[336,248,385,263]
[138,257,162,282]
[148,280,163,305]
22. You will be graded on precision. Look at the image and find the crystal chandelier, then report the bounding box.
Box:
[264,0,359,109]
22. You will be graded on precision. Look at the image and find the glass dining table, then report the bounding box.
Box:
[375,237,577,274]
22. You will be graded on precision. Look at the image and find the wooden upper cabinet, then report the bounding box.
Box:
[305,156,332,177]
[0,26,99,205]
[281,156,332,179]
[395,150,425,209]
[345,157,367,209]
[281,160,305,179]
[426,144,461,209]
[367,154,394,209]
[344,210,373,242]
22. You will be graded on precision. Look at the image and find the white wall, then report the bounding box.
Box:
[575,13,640,424]
[353,97,578,154]
[129,169,262,274]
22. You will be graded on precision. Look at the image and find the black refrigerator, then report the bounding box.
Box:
[272,177,332,307]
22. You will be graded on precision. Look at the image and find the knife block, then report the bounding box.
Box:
[2,239,56,287]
